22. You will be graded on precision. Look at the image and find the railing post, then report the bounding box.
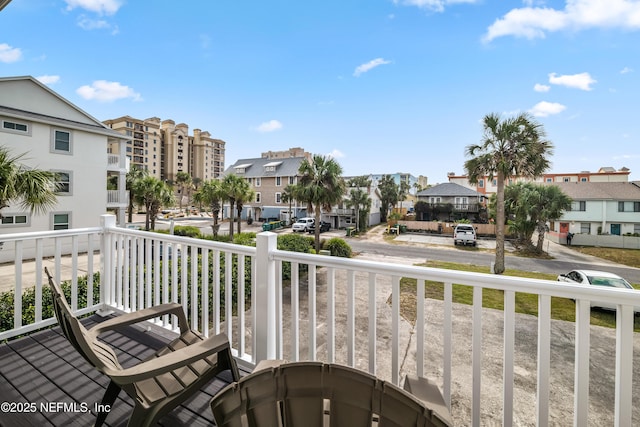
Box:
[97,214,117,316]
[255,231,277,363]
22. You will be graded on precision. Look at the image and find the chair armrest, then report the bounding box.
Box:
[89,303,189,336]
[403,375,453,427]
[105,333,233,384]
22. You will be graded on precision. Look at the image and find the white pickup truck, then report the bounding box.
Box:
[453,224,477,246]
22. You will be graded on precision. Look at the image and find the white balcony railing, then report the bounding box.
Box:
[0,214,639,425]
[107,189,129,205]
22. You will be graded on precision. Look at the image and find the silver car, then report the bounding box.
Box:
[557,269,638,312]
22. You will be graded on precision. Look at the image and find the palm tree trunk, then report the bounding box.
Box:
[228,200,235,240]
[236,205,242,235]
[128,192,134,223]
[536,221,546,253]
[494,171,506,274]
[314,205,321,252]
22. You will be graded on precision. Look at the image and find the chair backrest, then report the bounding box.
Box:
[44,267,120,373]
[211,361,436,427]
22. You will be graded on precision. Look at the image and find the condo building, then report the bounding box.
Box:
[103,115,225,182]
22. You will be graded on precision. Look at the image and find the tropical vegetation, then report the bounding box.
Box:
[132,176,175,230]
[464,112,553,274]
[0,146,58,218]
[296,155,346,252]
[499,182,572,253]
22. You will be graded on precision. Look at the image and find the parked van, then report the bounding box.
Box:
[453,224,477,246]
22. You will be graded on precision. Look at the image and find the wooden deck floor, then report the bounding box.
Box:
[0,315,240,427]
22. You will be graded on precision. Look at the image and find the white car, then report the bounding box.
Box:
[557,269,638,312]
[292,217,314,232]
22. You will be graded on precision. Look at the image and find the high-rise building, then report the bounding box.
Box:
[104,115,225,182]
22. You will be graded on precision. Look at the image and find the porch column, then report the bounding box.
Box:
[98,214,117,316]
[255,231,277,362]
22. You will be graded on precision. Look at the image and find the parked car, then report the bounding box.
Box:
[557,269,639,312]
[292,217,314,232]
[308,221,331,233]
[453,224,477,246]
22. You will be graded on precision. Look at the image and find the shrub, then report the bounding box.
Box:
[233,232,257,246]
[277,233,314,280]
[323,238,352,258]
[173,225,201,238]
[0,273,101,334]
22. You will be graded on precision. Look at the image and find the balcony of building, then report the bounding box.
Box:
[0,215,638,425]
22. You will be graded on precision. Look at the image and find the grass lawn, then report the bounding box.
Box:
[568,246,640,268]
[399,260,640,332]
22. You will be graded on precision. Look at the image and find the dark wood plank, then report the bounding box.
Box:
[0,314,240,426]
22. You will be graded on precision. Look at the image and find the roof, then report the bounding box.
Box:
[545,182,640,201]
[417,182,482,198]
[0,76,128,141]
[224,156,306,178]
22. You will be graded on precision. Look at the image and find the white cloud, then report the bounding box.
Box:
[620,66,633,74]
[534,83,550,92]
[483,0,640,43]
[0,43,22,63]
[353,58,391,77]
[255,120,283,133]
[548,72,596,90]
[36,75,60,85]
[393,0,478,13]
[76,80,142,102]
[529,101,566,117]
[77,16,110,30]
[64,0,122,15]
[327,149,345,159]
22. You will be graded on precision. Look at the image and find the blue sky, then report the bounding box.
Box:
[1,0,639,183]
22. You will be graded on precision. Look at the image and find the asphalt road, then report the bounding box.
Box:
[348,237,640,284]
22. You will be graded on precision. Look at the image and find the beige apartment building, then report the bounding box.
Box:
[104,115,225,182]
[448,166,631,196]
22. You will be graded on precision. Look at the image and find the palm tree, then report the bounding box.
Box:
[193,179,224,236]
[235,180,254,235]
[126,166,148,223]
[222,174,245,240]
[175,171,192,212]
[281,184,297,225]
[464,112,553,274]
[378,175,398,223]
[347,176,372,233]
[298,154,346,252]
[133,176,175,230]
[346,188,370,233]
[0,147,58,217]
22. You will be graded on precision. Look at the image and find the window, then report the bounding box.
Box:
[570,201,586,211]
[635,224,640,234]
[580,177,588,182]
[255,177,261,187]
[276,176,281,186]
[255,192,261,203]
[51,129,72,153]
[53,171,72,194]
[0,213,29,227]
[618,201,640,212]
[52,213,70,230]
[492,179,497,186]
[580,223,591,234]
[429,197,441,203]
[545,178,553,183]
[276,192,282,203]
[478,179,484,188]
[2,120,29,133]
[289,176,295,185]
[563,177,570,182]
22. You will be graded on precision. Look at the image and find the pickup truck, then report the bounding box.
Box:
[453,224,477,246]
